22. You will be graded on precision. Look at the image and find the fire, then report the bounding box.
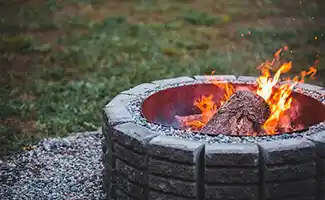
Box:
[183,95,217,130]
[181,72,235,131]
[181,46,318,135]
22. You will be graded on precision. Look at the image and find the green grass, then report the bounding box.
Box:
[0,0,324,157]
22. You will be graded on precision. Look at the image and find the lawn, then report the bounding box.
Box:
[1,0,325,157]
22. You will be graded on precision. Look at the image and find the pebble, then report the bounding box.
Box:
[0,131,106,200]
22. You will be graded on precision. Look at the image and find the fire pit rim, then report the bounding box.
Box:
[105,75,325,145]
[140,81,324,137]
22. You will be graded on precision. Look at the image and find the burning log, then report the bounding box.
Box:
[200,91,270,136]
[175,114,202,125]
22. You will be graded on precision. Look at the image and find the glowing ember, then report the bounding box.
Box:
[182,46,318,135]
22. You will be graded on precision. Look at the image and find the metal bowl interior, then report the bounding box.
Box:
[141,83,325,136]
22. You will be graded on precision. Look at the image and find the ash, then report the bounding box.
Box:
[128,80,325,144]
[0,131,106,200]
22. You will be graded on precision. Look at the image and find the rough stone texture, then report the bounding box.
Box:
[205,167,259,183]
[205,143,259,166]
[148,191,193,200]
[148,136,204,164]
[307,130,325,200]
[194,75,237,81]
[296,82,325,93]
[205,185,259,200]
[205,143,260,200]
[102,122,159,199]
[148,175,197,197]
[259,139,317,200]
[265,179,316,199]
[258,139,316,165]
[102,123,117,198]
[152,76,194,85]
[113,123,159,154]
[148,136,204,198]
[103,77,325,200]
[264,162,316,181]
[103,94,136,126]
[307,130,325,158]
[148,158,196,181]
[237,76,257,82]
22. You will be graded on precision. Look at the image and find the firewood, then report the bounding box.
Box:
[175,114,202,125]
[200,91,270,136]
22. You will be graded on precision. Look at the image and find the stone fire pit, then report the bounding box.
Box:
[102,75,325,200]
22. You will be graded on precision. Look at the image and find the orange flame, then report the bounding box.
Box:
[256,46,317,134]
[183,95,217,130]
[180,46,318,135]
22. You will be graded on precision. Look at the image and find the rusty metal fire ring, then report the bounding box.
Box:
[102,75,325,200]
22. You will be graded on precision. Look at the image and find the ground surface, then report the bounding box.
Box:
[1,0,325,156]
[0,131,106,199]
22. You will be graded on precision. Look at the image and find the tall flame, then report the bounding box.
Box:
[180,46,318,135]
[256,46,317,134]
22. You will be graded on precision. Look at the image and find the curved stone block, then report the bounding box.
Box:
[258,139,317,199]
[152,76,194,85]
[147,136,204,198]
[205,143,259,166]
[194,75,237,81]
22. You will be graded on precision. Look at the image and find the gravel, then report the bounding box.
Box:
[127,80,325,144]
[0,131,106,200]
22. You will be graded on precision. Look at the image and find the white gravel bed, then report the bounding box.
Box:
[0,131,106,200]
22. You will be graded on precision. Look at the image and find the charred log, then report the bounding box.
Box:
[175,114,202,125]
[200,91,270,136]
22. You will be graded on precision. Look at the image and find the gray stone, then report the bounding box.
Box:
[148,158,196,181]
[296,82,324,92]
[102,123,114,149]
[148,191,191,200]
[205,185,258,200]
[148,175,196,197]
[194,75,237,81]
[102,138,108,154]
[115,159,147,184]
[115,175,146,199]
[121,83,157,96]
[113,122,159,154]
[259,139,316,165]
[307,130,325,158]
[103,94,136,127]
[265,161,316,182]
[148,136,204,164]
[237,76,257,82]
[316,158,325,199]
[152,76,194,85]
[205,167,259,183]
[103,163,117,197]
[205,143,259,166]
[113,143,147,169]
[103,148,114,168]
[115,189,138,200]
[103,106,134,126]
[266,179,316,198]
